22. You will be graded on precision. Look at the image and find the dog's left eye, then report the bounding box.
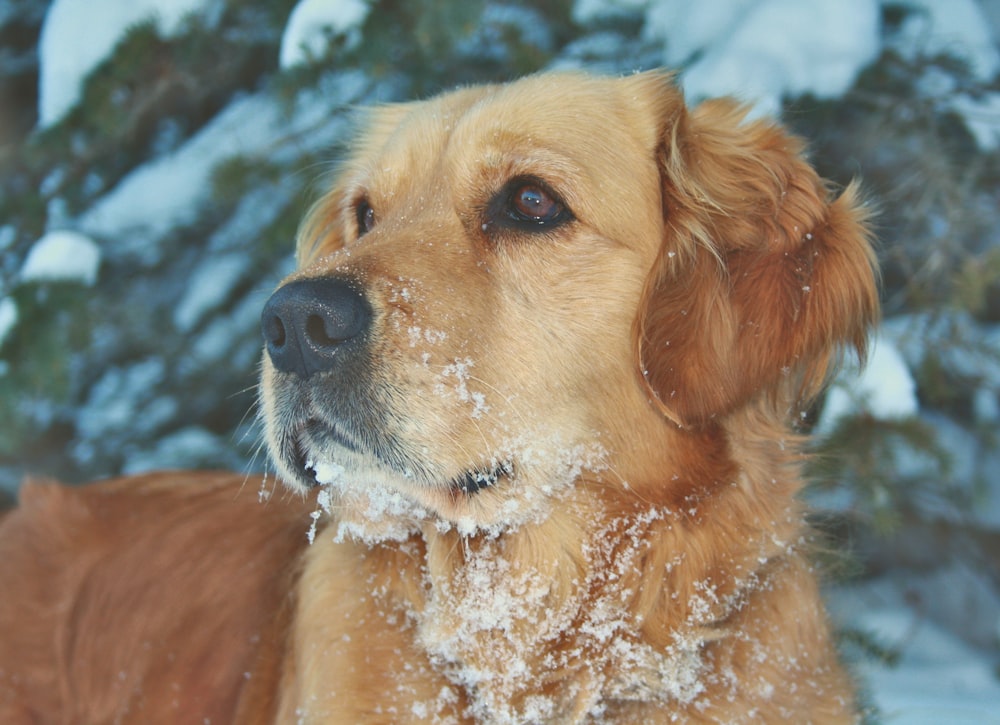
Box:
[494,177,572,231]
[355,198,376,237]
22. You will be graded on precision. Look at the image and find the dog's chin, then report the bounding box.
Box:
[267,413,608,537]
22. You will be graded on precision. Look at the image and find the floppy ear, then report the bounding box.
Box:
[635,94,879,426]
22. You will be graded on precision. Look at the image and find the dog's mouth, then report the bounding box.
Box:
[451,461,514,495]
[285,418,360,484]
[282,418,513,498]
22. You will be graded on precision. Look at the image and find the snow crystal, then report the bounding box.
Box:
[279,0,371,69]
[305,457,432,545]
[37,0,214,128]
[417,503,710,722]
[311,459,347,486]
[644,0,880,116]
[815,330,918,435]
[20,230,101,286]
[436,357,490,419]
[0,297,17,349]
[306,485,336,545]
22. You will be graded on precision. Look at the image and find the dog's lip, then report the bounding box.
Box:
[286,418,361,486]
[284,417,514,496]
[450,461,514,496]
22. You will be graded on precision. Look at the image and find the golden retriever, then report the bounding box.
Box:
[0,70,878,723]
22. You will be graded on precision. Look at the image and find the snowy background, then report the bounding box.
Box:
[1,0,1000,721]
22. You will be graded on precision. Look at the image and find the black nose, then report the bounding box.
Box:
[260,277,372,378]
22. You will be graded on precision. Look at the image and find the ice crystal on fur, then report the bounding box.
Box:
[305,455,444,543]
[435,357,490,419]
[413,503,712,723]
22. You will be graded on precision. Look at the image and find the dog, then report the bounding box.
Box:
[0,70,877,723]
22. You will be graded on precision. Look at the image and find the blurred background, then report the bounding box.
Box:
[1,0,999,720]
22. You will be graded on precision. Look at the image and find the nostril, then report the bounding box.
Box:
[263,314,287,348]
[306,313,343,347]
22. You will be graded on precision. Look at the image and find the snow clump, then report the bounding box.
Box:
[646,0,881,116]
[816,330,919,435]
[37,0,214,128]
[20,230,101,286]
[279,0,372,69]
[0,297,18,350]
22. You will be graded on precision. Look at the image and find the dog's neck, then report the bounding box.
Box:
[412,495,712,721]
[284,460,802,722]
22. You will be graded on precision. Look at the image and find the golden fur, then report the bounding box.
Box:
[0,71,877,723]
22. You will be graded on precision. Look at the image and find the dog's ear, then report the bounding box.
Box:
[634,88,879,426]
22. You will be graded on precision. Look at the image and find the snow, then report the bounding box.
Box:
[122,426,226,474]
[279,0,371,69]
[17,0,1000,719]
[173,253,251,332]
[417,505,708,722]
[816,329,919,434]
[887,312,1000,390]
[572,0,648,24]
[78,93,280,258]
[951,92,1000,151]
[830,579,1000,724]
[0,297,17,349]
[78,73,366,263]
[72,358,176,464]
[890,0,1000,83]
[862,612,1000,723]
[308,455,431,544]
[37,0,214,128]
[644,0,881,115]
[20,230,101,286]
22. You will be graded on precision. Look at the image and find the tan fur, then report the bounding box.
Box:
[266,71,877,723]
[0,71,877,723]
[0,472,314,723]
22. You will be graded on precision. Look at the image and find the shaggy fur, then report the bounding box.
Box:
[0,71,877,723]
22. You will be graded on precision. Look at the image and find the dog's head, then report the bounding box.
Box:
[259,71,877,535]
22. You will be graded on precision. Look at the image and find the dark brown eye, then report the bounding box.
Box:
[512,185,559,222]
[497,177,571,230]
[355,198,376,236]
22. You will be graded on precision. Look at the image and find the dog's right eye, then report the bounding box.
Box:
[486,177,573,235]
[355,198,376,237]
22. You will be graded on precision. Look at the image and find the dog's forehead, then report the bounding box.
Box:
[359,73,673,181]
[318,73,681,253]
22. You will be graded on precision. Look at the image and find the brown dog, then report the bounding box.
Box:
[0,71,877,723]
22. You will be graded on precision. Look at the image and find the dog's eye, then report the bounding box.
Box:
[495,178,572,230]
[355,198,376,237]
[511,185,558,222]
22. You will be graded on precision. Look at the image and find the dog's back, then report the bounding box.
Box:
[0,472,312,724]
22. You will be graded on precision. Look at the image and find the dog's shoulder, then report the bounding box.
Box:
[0,472,314,724]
